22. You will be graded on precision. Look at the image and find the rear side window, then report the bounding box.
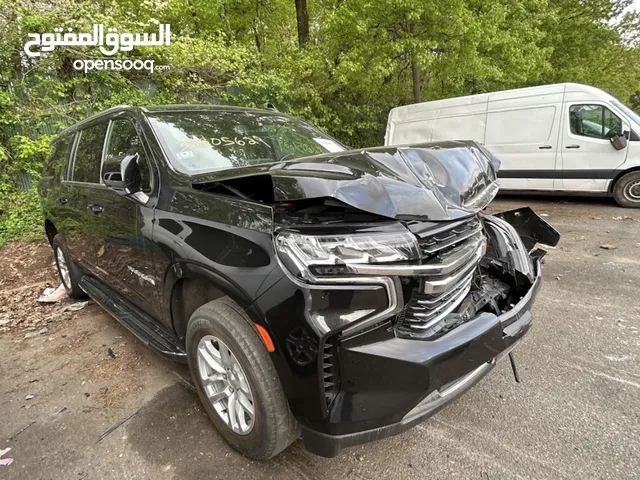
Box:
[48,136,74,181]
[72,123,108,183]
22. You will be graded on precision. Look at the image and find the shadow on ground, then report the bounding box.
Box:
[125,383,333,479]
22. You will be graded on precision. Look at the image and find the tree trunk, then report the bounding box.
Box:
[186,0,200,35]
[254,28,263,52]
[408,21,420,103]
[253,0,263,52]
[411,59,421,103]
[295,0,310,46]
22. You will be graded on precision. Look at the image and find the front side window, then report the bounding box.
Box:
[147,111,345,174]
[569,104,622,139]
[106,120,152,193]
[72,123,108,183]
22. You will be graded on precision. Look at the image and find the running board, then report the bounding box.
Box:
[79,275,187,362]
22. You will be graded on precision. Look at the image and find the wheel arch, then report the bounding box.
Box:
[609,167,640,193]
[166,261,270,344]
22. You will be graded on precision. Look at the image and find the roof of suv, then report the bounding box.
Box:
[54,104,285,140]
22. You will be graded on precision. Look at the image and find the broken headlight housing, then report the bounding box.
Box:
[275,229,420,282]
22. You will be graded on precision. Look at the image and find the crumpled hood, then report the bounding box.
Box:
[193,140,501,221]
[270,141,499,221]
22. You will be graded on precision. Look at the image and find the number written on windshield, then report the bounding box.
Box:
[178,136,270,152]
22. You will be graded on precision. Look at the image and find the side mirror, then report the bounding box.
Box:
[103,154,141,195]
[610,134,628,151]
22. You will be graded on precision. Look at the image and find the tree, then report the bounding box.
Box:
[1,0,639,244]
[294,0,309,46]
[540,0,640,99]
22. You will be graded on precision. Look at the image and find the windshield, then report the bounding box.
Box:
[147,110,346,174]
[611,99,640,126]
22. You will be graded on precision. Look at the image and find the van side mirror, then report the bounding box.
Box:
[103,153,141,195]
[610,134,628,151]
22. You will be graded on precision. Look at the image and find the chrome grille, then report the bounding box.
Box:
[419,217,483,257]
[396,216,485,339]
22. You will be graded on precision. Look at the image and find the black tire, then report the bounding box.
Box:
[186,297,298,459]
[51,234,87,299]
[613,171,640,208]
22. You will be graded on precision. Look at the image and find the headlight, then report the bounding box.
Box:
[276,229,420,282]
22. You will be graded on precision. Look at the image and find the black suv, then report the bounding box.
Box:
[38,105,559,459]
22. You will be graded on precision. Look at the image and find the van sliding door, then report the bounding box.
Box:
[485,97,562,191]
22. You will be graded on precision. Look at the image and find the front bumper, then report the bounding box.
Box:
[300,259,541,458]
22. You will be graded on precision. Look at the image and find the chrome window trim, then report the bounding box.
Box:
[67,131,81,181]
[100,120,115,184]
[61,181,108,188]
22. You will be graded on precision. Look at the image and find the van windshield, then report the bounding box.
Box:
[611,99,640,126]
[147,110,345,174]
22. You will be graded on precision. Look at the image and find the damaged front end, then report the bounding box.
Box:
[193,140,560,457]
[275,204,560,342]
[252,142,559,342]
[272,200,559,457]
[395,208,559,341]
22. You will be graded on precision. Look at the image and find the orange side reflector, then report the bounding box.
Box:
[255,323,275,352]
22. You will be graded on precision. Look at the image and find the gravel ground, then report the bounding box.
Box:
[0,195,639,480]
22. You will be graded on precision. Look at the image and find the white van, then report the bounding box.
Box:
[385,83,640,207]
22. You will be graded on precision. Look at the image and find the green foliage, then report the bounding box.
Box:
[0,188,43,247]
[0,0,639,244]
[0,135,52,246]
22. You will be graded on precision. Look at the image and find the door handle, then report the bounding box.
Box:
[539,145,552,149]
[88,204,104,215]
[57,197,68,205]
[565,145,580,149]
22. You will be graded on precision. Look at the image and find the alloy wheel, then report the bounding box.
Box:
[56,247,71,290]
[196,335,255,435]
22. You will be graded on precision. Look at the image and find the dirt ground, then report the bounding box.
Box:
[1,195,639,480]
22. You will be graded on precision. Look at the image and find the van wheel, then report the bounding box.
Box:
[613,171,640,208]
[186,297,298,459]
[51,234,87,299]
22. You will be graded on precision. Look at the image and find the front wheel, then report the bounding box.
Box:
[613,171,640,208]
[186,297,298,459]
[51,234,87,299]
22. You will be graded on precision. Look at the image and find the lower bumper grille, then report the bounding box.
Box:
[322,341,340,408]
